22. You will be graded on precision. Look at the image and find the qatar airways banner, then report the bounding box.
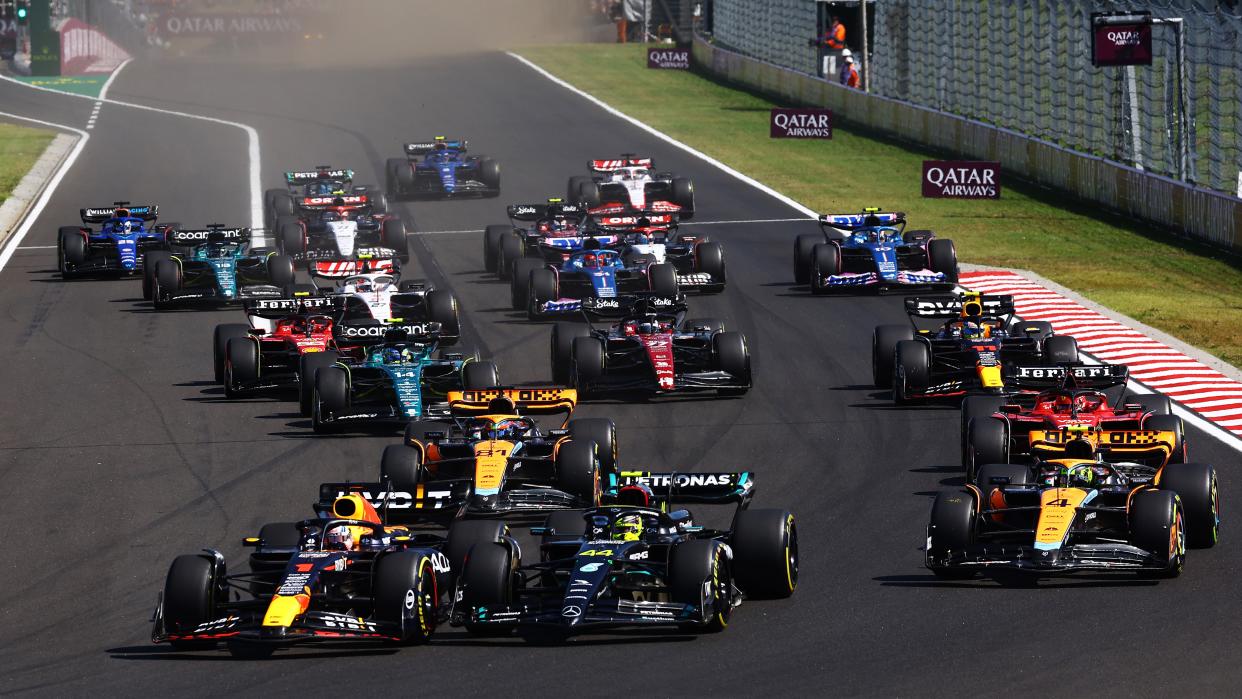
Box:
[647,47,690,70]
[922,161,1001,199]
[159,14,309,36]
[769,108,832,139]
[59,18,131,76]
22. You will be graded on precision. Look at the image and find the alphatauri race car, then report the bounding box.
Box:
[386,137,500,199]
[145,226,295,309]
[273,195,408,263]
[57,202,176,278]
[792,209,958,293]
[567,155,695,219]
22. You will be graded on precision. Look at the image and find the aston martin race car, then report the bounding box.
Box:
[145,227,295,309]
[550,297,750,398]
[925,456,1219,578]
[873,292,1079,403]
[483,199,601,280]
[307,259,461,342]
[380,387,620,516]
[590,203,726,293]
[273,195,408,263]
[511,244,680,321]
[792,209,958,293]
[264,166,387,232]
[451,471,797,637]
[57,202,176,278]
[567,155,695,219]
[386,137,500,199]
[151,484,510,657]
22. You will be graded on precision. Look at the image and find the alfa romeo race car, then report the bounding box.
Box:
[567,156,695,219]
[57,202,176,278]
[452,471,797,638]
[925,455,1219,578]
[380,387,620,516]
[385,137,500,199]
[590,204,726,293]
[550,297,750,398]
[873,293,1079,403]
[151,484,510,657]
[307,259,461,342]
[510,244,680,321]
[145,227,295,309]
[264,166,386,233]
[792,209,958,293]
[483,200,601,280]
[274,196,407,263]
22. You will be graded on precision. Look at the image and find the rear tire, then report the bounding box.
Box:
[459,543,514,636]
[965,418,1010,483]
[426,289,460,344]
[567,175,590,203]
[671,177,695,218]
[648,262,678,298]
[497,233,523,281]
[463,360,501,390]
[872,324,914,388]
[1136,394,1173,416]
[1043,335,1080,365]
[927,239,958,283]
[1143,414,1186,464]
[483,225,510,273]
[961,396,1008,468]
[731,509,797,599]
[381,218,408,261]
[446,520,507,578]
[267,254,296,289]
[571,336,606,398]
[568,418,618,475]
[278,218,306,255]
[551,323,590,384]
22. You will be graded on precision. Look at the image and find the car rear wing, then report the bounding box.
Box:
[317,482,456,524]
[333,319,442,344]
[167,227,249,245]
[307,257,398,280]
[285,168,353,185]
[405,139,466,155]
[242,296,334,318]
[1029,427,1176,459]
[507,200,587,222]
[589,206,680,229]
[904,294,1016,319]
[590,157,653,172]
[1007,364,1128,390]
[447,386,577,417]
[298,194,370,209]
[81,203,158,223]
[818,210,905,231]
[608,471,755,505]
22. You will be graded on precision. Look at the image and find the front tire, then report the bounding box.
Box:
[731,509,797,599]
[555,438,601,505]
[669,540,732,632]
[926,489,977,579]
[298,351,338,417]
[373,550,438,644]
[809,242,840,295]
[872,324,914,388]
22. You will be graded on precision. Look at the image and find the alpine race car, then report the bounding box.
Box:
[385,137,500,199]
[550,297,751,398]
[57,202,176,278]
[264,166,387,233]
[310,328,498,434]
[451,471,797,637]
[380,387,620,516]
[145,227,295,309]
[792,209,958,293]
[274,195,408,263]
[925,455,1219,578]
[590,203,726,293]
[151,484,511,657]
[511,244,680,321]
[483,200,601,280]
[873,292,1080,403]
[567,155,695,219]
[305,258,461,341]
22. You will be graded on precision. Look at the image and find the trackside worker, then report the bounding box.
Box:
[840,52,859,88]
[823,16,846,51]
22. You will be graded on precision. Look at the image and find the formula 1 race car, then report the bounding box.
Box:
[385,137,500,199]
[873,293,1079,403]
[590,204,726,293]
[484,200,602,280]
[550,297,750,398]
[151,484,510,657]
[145,227,295,309]
[273,196,408,263]
[57,203,176,278]
[306,258,461,340]
[213,294,336,396]
[381,387,620,516]
[567,156,695,219]
[264,166,387,232]
[792,209,958,293]
[452,471,797,638]
[511,244,680,321]
[925,456,1219,578]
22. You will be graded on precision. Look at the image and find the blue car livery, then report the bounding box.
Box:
[386,137,501,199]
[58,203,171,277]
[523,248,679,320]
[794,209,960,294]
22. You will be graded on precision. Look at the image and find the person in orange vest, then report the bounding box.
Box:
[839,51,860,88]
[822,16,846,51]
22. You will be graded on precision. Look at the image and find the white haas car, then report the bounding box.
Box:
[308,258,461,345]
[566,156,695,219]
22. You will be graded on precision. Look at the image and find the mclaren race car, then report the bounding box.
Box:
[57,202,175,278]
[792,209,958,293]
[145,226,295,309]
[567,155,695,219]
[386,137,500,199]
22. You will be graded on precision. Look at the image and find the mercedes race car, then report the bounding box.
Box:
[567,155,695,219]
[151,484,510,657]
[381,387,620,516]
[452,471,797,638]
[484,200,602,280]
[264,166,387,233]
[385,137,500,199]
[925,456,1219,578]
[511,244,680,321]
[550,297,751,398]
[145,227,295,309]
[873,293,1079,403]
[57,202,176,278]
[590,204,726,293]
[792,209,958,293]
[274,195,408,263]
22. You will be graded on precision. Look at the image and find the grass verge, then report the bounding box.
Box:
[0,123,56,204]
[517,44,1242,368]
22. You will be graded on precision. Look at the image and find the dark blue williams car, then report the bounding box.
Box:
[57,203,175,278]
[510,245,680,321]
[385,137,500,200]
[144,226,296,309]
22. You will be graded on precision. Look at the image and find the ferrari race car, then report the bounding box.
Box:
[792,209,958,293]
[925,456,1219,578]
[550,297,751,398]
[264,166,387,232]
[872,292,1080,403]
[452,471,797,638]
[213,295,336,397]
[385,137,500,199]
[307,258,461,340]
[381,387,620,516]
[567,155,695,219]
[145,226,295,309]
[590,203,726,293]
[511,244,680,321]
[483,200,601,280]
[151,484,511,657]
[57,202,176,278]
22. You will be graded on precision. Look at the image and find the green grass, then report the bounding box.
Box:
[518,44,1242,368]
[0,123,55,203]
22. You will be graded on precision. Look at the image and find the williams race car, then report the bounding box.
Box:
[57,202,175,278]
[567,155,695,219]
[145,226,295,309]
[511,243,679,321]
[452,471,797,637]
[385,137,500,200]
[792,209,958,293]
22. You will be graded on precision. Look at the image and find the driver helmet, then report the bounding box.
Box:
[324,525,357,551]
[352,278,374,293]
[121,220,135,233]
[1053,394,1074,413]
[1076,394,1105,413]
[550,217,569,233]
[961,321,983,339]
[1062,463,1096,488]
[637,315,659,334]
[321,210,343,223]
[383,347,412,364]
[583,253,599,268]
[612,513,644,542]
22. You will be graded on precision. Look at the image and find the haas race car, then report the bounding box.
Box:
[452,471,797,638]
[57,202,177,278]
[550,297,751,398]
[792,209,958,293]
[307,257,461,339]
[567,156,695,219]
[144,226,295,309]
[386,137,500,199]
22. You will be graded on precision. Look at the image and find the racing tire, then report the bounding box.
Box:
[926,489,978,579]
[693,241,725,292]
[685,318,725,335]
[446,520,507,579]
[669,540,732,632]
[809,242,840,295]
[153,259,181,309]
[224,337,260,398]
[731,509,798,599]
[1129,489,1186,577]
[555,438,601,505]
[312,366,349,432]
[965,418,1010,483]
[648,262,678,298]
[1136,394,1173,416]
[1144,414,1186,464]
[1043,335,1080,366]
[381,218,408,261]
[902,229,934,244]
[162,554,217,645]
[568,418,618,475]
[263,188,286,213]
[927,239,959,283]
[483,225,510,273]
[270,192,296,219]
[58,226,87,277]
[497,232,524,281]
[384,159,406,197]
[462,360,501,390]
[892,340,930,404]
[390,158,416,199]
[298,350,338,417]
[380,444,424,492]
[872,324,914,388]
[571,336,606,399]
[540,511,587,549]
[258,522,301,549]
[566,176,590,203]
[478,158,501,194]
[793,233,822,285]
[373,550,439,644]
[426,289,460,345]
[527,268,558,320]
[266,254,296,289]
[671,177,695,219]
[1013,320,1054,343]
[143,251,173,299]
[713,331,751,396]
[960,395,1009,468]
[278,218,306,255]
[551,322,590,384]
[510,258,542,311]
[578,181,601,208]
[460,543,514,636]
[366,188,389,214]
[213,323,250,384]
[1157,463,1219,548]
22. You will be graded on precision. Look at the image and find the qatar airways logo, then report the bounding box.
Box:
[647,48,689,70]
[770,108,832,139]
[922,161,1000,199]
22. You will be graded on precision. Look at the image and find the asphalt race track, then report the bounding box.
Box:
[0,51,1237,695]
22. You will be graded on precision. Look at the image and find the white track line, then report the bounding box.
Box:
[0,114,89,273]
[415,216,812,236]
